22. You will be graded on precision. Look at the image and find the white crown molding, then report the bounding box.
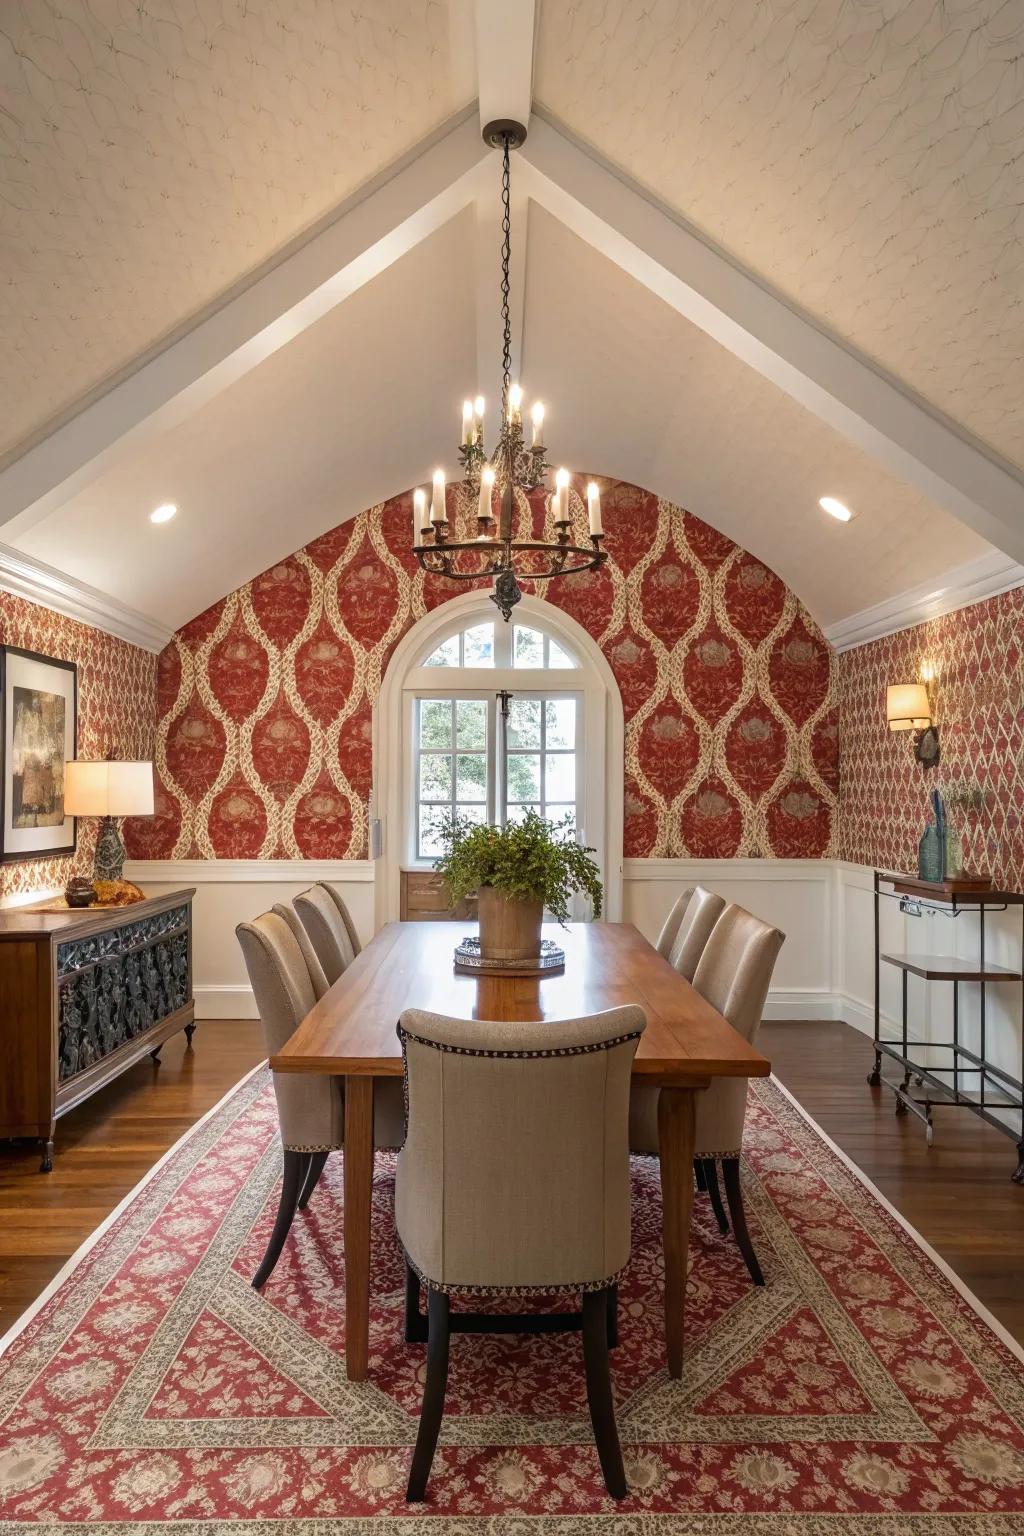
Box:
[125,858,376,883]
[824,550,1024,652]
[0,542,174,653]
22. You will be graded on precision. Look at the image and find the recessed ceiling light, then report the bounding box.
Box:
[150,502,177,524]
[819,496,854,522]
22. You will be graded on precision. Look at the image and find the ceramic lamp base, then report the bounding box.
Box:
[93,817,126,882]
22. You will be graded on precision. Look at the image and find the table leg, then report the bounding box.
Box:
[658,1085,698,1379]
[343,1075,374,1381]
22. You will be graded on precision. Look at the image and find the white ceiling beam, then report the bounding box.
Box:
[475,0,536,134]
[519,112,1024,567]
[0,109,490,541]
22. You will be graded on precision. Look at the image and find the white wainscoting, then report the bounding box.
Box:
[124,857,1024,1123]
[125,860,375,1019]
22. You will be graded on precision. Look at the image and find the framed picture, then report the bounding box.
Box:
[0,647,78,864]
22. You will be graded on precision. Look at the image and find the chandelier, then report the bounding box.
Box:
[412,119,607,621]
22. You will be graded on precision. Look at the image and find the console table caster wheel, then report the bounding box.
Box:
[894,1096,908,1117]
[149,1047,162,1063]
[184,1024,196,1048]
[1012,1142,1024,1185]
[39,1139,54,1173]
[866,1053,881,1088]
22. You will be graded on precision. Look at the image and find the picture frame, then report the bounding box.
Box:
[0,646,78,864]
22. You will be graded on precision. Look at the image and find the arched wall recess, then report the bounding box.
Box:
[373,591,625,926]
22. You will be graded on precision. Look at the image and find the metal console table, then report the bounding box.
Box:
[867,870,1024,1184]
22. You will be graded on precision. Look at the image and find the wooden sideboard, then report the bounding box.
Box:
[400,869,477,922]
[0,889,195,1170]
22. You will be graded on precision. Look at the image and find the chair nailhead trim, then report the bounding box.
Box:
[402,1246,627,1299]
[283,1143,339,1153]
[397,1026,643,1059]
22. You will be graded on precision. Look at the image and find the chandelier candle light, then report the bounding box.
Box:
[412,120,607,621]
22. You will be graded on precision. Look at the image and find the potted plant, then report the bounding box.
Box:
[434,810,603,962]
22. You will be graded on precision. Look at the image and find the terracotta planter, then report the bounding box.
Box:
[477,885,544,962]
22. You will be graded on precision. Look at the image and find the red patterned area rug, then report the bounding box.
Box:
[2,1065,1023,1533]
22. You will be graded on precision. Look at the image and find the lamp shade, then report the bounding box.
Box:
[886,684,931,732]
[64,760,155,817]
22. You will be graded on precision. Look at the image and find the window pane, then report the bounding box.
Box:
[456,698,486,749]
[463,623,494,667]
[423,635,459,668]
[508,697,541,748]
[419,698,453,749]
[513,625,544,668]
[507,753,541,801]
[418,804,450,858]
[459,803,487,828]
[455,753,487,801]
[547,638,574,669]
[545,698,575,748]
[506,801,542,823]
[545,752,576,802]
[419,754,452,801]
[547,805,576,835]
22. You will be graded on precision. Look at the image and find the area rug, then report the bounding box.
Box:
[1,1067,1023,1533]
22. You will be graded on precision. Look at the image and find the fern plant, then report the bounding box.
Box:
[434,809,603,925]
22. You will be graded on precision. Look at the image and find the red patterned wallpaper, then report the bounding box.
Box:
[838,586,1024,892]
[124,480,839,863]
[0,593,156,902]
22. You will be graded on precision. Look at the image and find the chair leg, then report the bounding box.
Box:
[581,1288,627,1500]
[721,1157,764,1287]
[701,1157,729,1235]
[297,1150,329,1210]
[405,1260,427,1343]
[694,1158,707,1193]
[606,1282,618,1348]
[407,1289,450,1502]
[252,1150,307,1291]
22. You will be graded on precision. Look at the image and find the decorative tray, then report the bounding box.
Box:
[454,936,566,977]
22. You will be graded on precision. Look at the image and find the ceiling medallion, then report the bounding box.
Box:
[412,120,607,621]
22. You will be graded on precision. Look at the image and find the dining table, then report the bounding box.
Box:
[270,918,770,1381]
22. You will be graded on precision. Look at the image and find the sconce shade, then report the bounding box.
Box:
[64,760,155,817]
[886,684,931,732]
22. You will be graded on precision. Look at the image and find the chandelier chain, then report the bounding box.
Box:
[500,133,512,418]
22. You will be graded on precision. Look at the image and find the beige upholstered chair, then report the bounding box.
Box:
[631,904,784,1285]
[294,882,361,986]
[237,910,404,1290]
[655,887,695,958]
[669,884,727,980]
[396,1005,646,1502]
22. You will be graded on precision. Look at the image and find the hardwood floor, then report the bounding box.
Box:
[0,1020,265,1334]
[1,1017,1021,1351]
[763,1019,1024,1347]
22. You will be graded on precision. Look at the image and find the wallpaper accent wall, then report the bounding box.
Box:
[838,586,1024,892]
[125,480,838,864]
[0,593,156,902]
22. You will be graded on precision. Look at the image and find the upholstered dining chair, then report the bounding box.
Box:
[294,882,361,986]
[396,1004,647,1502]
[237,910,405,1290]
[668,885,727,981]
[655,886,695,958]
[630,905,784,1286]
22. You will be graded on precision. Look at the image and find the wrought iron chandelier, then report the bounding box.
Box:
[412,119,607,621]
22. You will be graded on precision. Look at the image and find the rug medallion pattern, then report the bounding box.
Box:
[1,1070,1022,1532]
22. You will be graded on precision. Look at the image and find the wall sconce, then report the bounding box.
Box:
[886,683,940,768]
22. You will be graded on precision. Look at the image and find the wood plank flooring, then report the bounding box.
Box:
[0,1020,265,1334]
[763,1019,1024,1346]
[0,1017,1021,1349]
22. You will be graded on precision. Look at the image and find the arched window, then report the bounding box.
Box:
[374,594,624,924]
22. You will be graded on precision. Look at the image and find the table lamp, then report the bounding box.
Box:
[64,760,155,882]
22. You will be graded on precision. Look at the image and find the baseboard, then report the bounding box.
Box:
[764,988,837,1021]
[195,985,258,1021]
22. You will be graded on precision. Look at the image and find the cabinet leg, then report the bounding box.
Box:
[184,1023,196,1047]
[866,1050,881,1088]
[39,1138,54,1173]
[149,1047,162,1063]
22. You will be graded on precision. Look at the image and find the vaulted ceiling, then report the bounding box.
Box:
[1,0,1022,648]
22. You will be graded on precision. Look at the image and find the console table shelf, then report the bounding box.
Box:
[0,889,195,1170]
[869,871,1024,1184]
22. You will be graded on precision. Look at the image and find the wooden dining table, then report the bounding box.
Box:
[270,919,770,1381]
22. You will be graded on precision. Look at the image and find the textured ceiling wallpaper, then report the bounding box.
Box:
[537,0,1024,469]
[0,0,471,456]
